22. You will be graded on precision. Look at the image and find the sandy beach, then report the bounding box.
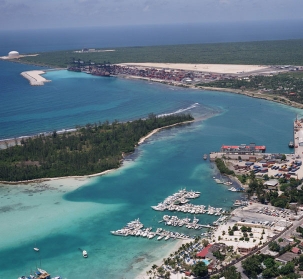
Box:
[138,120,194,145]
[135,239,193,279]
[21,70,51,86]
[118,63,270,74]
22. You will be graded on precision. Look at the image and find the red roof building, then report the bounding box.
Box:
[291,247,301,254]
[196,244,212,258]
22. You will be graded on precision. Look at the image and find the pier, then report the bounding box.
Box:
[21,70,51,86]
[162,215,216,229]
[151,189,224,214]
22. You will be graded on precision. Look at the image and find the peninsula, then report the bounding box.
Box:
[0,113,193,182]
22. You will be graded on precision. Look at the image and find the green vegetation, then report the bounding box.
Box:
[197,72,303,104]
[211,266,241,279]
[242,254,298,279]
[268,241,280,252]
[267,178,302,208]
[215,158,235,175]
[18,39,303,68]
[245,168,303,208]
[0,114,193,181]
[213,250,225,261]
[191,261,208,277]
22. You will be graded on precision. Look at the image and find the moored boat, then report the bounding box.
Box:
[233,200,242,206]
[83,250,88,258]
[18,268,55,279]
[214,178,223,184]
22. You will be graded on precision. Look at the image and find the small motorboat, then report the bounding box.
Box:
[33,247,39,252]
[83,250,88,258]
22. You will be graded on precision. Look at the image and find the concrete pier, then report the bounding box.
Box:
[21,70,51,86]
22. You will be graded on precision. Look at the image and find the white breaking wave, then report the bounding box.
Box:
[157,103,199,117]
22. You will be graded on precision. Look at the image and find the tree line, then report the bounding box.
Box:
[0,114,193,181]
[19,39,303,68]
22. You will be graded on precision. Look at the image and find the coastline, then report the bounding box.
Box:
[120,74,303,110]
[135,239,193,279]
[197,86,303,110]
[16,61,303,109]
[137,120,194,145]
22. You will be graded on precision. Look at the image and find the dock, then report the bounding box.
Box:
[151,189,223,214]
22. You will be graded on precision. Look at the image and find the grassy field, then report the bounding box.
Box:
[19,39,303,68]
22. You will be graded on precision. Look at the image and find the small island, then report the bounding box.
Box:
[0,113,193,182]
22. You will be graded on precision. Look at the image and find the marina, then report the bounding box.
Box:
[150,189,224,214]
[162,215,216,230]
[111,188,229,242]
[110,218,193,240]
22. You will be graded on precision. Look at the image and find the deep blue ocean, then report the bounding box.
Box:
[1,20,303,55]
[0,22,302,279]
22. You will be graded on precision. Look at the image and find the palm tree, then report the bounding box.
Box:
[151,264,158,278]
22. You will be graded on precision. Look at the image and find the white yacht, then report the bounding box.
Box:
[83,250,88,258]
[233,200,242,206]
[214,178,223,184]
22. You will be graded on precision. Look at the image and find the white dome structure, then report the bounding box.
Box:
[8,51,19,58]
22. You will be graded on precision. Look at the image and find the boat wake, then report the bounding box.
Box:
[157,103,199,117]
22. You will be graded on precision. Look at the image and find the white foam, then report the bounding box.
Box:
[157,103,199,117]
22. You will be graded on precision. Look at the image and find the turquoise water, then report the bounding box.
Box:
[0,66,301,278]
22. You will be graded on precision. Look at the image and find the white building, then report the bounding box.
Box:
[8,51,19,58]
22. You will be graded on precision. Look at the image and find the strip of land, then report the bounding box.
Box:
[118,63,272,75]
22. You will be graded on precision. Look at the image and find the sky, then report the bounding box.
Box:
[1,0,303,30]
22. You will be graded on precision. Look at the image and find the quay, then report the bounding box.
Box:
[209,117,303,180]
